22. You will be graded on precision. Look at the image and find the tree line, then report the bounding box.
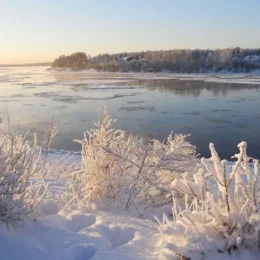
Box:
[52,48,260,72]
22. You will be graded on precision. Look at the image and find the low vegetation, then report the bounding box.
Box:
[158,141,260,258]
[1,108,260,258]
[64,108,196,210]
[0,133,44,222]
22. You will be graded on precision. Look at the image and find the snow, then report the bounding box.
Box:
[170,72,260,84]
[244,55,259,62]
[54,69,260,85]
[2,66,260,87]
[0,206,160,260]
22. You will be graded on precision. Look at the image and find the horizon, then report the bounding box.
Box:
[1,0,260,64]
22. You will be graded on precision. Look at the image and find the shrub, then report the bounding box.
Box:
[0,133,44,222]
[65,109,196,210]
[157,142,260,259]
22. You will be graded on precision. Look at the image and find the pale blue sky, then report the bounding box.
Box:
[1,0,260,64]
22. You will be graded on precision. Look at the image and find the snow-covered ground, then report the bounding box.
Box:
[0,149,161,260]
[0,207,161,260]
[0,148,259,260]
[170,73,260,85]
[1,209,259,260]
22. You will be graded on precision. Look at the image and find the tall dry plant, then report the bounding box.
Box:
[66,108,196,210]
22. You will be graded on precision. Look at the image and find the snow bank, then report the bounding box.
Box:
[0,209,160,260]
[170,72,260,85]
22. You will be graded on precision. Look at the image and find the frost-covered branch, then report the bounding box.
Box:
[67,108,197,210]
[159,141,260,258]
[0,132,44,222]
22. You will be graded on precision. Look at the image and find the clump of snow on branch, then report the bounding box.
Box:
[158,141,260,259]
[0,133,45,222]
[65,108,196,210]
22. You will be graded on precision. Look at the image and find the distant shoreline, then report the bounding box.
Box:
[0,62,51,67]
[51,48,260,73]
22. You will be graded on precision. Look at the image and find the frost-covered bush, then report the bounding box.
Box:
[158,142,260,259]
[0,133,43,222]
[66,109,196,210]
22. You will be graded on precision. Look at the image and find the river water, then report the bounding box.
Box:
[1,66,260,159]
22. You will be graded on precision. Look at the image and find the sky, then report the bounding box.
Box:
[1,0,260,64]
